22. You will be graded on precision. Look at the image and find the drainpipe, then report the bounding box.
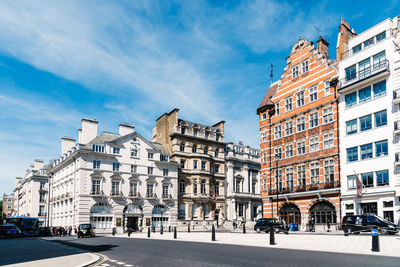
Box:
[331,78,342,226]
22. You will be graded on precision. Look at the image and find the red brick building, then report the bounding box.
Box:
[257,37,340,231]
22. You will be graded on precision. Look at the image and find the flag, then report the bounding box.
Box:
[356,174,362,198]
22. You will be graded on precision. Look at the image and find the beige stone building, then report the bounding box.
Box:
[152,109,226,227]
[2,193,15,220]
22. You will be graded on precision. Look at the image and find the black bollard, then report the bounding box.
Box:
[148,227,150,238]
[174,227,177,239]
[212,224,216,241]
[188,224,190,233]
[344,225,349,236]
[371,227,380,252]
[161,225,163,235]
[169,226,171,232]
[128,229,131,237]
[243,223,246,234]
[285,225,289,235]
[152,226,155,233]
[269,225,275,245]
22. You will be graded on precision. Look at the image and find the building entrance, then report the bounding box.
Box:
[127,216,139,231]
[279,203,301,224]
[361,202,377,215]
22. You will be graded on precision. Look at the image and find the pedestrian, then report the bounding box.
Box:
[327,219,331,232]
[69,226,72,236]
[233,220,236,230]
[74,226,77,235]
[311,217,315,232]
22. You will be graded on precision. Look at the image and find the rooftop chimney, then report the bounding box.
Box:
[81,118,98,144]
[33,159,44,170]
[119,123,135,136]
[336,18,356,62]
[317,36,329,59]
[61,137,76,154]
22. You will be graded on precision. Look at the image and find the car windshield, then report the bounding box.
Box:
[79,224,91,230]
[375,215,392,224]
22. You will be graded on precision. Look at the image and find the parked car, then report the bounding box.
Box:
[0,224,21,238]
[254,218,285,233]
[342,214,399,235]
[77,224,95,238]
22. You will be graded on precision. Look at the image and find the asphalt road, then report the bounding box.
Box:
[43,236,400,267]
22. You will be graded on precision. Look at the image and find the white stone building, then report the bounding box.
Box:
[14,160,50,225]
[337,17,400,224]
[225,142,262,224]
[49,118,178,233]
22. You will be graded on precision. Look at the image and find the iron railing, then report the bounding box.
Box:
[339,60,389,89]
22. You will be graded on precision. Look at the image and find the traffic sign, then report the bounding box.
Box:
[371,229,379,236]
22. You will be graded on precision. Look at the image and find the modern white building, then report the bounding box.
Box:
[337,17,400,224]
[225,142,262,224]
[14,160,50,225]
[49,118,179,234]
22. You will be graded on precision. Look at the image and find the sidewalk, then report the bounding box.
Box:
[105,230,400,257]
[0,238,100,267]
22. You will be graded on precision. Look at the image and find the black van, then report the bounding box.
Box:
[254,218,285,233]
[342,214,398,235]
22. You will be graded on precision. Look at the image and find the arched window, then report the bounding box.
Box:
[90,203,112,214]
[152,205,168,215]
[90,203,113,229]
[193,181,198,194]
[179,204,185,218]
[310,201,336,224]
[204,205,209,217]
[192,204,197,217]
[152,205,169,228]
[279,203,301,224]
[201,180,206,194]
[126,204,141,214]
[192,145,197,153]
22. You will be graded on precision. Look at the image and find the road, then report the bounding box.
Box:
[43,235,400,267]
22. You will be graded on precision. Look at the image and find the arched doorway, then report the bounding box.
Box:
[309,201,337,225]
[90,203,113,229]
[152,205,169,228]
[279,203,301,224]
[123,204,142,232]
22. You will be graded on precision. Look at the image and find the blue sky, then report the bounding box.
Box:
[0,0,399,195]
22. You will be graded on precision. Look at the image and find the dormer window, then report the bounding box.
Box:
[148,152,154,159]
[113,147,120,154]
[193,129,198,137]
[92,144,104,153]
[205,132,209,139]
[181,127,186,134]
[161,154,169,161]
[216,134,220,141]
[131,149,138,157]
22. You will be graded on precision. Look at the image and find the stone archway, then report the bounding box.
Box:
[279,202,301,224]
[309,201,337,225]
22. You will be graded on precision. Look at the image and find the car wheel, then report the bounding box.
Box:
[380,229,388,235]
[256,228,261,233]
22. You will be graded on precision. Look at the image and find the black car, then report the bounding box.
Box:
[77,224,95,238]
[0,224,21,238]
[342,214,399,235]
[38,227,52,236]
[254,218,285,233]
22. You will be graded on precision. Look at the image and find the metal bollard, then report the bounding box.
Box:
[285,225,289,235]
[344,225,349,236]
[161,225,163,235]
[269,225,275,245]
[128,229,131,237]
[188,224,190,233]
[243,223,246,234]
[148,227,150,238]
[169,226,171,232]
[371,227,380,252]
[212,224,216,241]
[174,227,177,239]
[152,226,155,233]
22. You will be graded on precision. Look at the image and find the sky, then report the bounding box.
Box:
[0,0,399,195]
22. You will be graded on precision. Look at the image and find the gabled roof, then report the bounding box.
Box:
[84,132,120,149]
[257,83,278,114]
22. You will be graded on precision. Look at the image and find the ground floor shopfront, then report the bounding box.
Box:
[341,191,400,225]
[262,192,340,231]
[50,195,178,234]
[177,199,226,227]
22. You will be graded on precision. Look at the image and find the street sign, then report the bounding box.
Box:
[371,229,378,236]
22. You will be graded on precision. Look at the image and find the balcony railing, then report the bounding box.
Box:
[269,180,340,195]
[110,191,122,197]
[129,191,141,198]
[90,190,103,196]
[162,194,173,199]
[146,193,157,199]
[339,60,389,89]
[38,212,46,217]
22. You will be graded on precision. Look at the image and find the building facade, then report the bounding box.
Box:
[14,160,50,225]
[49,118,178,233]
[258,37,340,231]
[337,17,400,224]
[2,194,15,220]
[152,109,226,227]
[225,142,262,223]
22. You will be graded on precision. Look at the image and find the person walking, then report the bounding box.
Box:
[311,217,315,232]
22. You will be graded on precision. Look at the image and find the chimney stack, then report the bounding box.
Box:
[81,118,98,144]
[336,18,356,62]
[61,137,75,154]
[317,36,329,59]
[33,159,44,170]
[119,123,135,136]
